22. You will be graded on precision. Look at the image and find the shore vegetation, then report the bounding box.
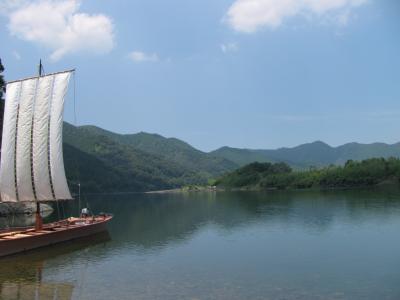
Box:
[215,158,400,190]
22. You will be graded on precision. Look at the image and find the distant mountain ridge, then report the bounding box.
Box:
[72,124,236,177]
[63,123,203,193]
[62,122,400,192]
[62,123,237,193]
[211,141,400,169]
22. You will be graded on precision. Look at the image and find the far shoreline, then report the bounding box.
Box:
[145,180,400,194]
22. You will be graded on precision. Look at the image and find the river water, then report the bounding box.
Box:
[1,188,400,299]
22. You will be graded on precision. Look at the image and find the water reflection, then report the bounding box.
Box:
[4,188,400,254]
[71,187,400,252]
[1,282,73,300]
[1,188,400,299]
[0,232,110,299]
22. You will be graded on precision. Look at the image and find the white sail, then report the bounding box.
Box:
[32,76,56,200]
[49,72,72,200]
[0,82,21,202]
[15,78,37,201]
[0,71,73,202]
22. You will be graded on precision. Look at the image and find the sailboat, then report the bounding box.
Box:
[0,62,112,257]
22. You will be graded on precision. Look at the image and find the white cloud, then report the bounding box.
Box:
[221,42,239,53]
[0,0,27,15]
[128,51,159,63]
[5,0,114,61]
[225,0,368,33]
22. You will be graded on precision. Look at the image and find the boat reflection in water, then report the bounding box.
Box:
[0,231,111,300]
[1,282,73,300]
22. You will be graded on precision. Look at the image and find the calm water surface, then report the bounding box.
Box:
[1,188,400,299]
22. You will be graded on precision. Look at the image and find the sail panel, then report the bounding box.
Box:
[0,70,73,202]
[49,72,72,200]
[15,78,37,201]
[32,76,54,200]
[0,82,21,202]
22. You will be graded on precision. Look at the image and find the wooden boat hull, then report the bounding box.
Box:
[0,215,112,257]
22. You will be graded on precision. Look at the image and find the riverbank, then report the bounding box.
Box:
[146,185,220,194]
[147,181,400,195]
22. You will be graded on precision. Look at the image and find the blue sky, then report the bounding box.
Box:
[0,0,399,151]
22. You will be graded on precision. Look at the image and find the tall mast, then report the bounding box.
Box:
[35,59,43,231]
[38,59,43,77]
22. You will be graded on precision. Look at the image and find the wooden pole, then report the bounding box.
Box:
[35,201,43,230]
[38,59,43,76]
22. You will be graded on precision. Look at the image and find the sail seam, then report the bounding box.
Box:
[47,76,56,200]
[14,106,20,202]
[30,78,39,201]
[13,82,23,202]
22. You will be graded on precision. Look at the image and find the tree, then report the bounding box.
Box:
[0,59,4,100]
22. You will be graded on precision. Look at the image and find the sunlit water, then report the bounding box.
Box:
[1,188,400,299]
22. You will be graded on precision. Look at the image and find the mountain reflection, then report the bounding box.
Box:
[1,189,400,299]
[2,188,399,257]
[71,187,400,252]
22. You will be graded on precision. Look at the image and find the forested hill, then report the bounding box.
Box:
[211,141,400,169]
[74,124,236,176]
[62,122,400,193]
[62,123,237,193]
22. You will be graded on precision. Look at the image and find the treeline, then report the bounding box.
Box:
[215,157,400,190]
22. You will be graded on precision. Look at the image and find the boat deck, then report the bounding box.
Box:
[0,216,112,242]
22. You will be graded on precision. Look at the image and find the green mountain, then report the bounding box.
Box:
[62,123,237,193]
[62,121,400,193]
[63,123,208,193]
[211,141,400,169]
[70,124,237,177]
